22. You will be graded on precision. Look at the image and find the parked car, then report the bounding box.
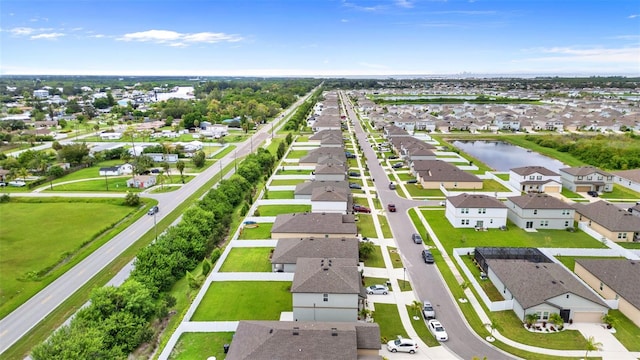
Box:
[392,162,403,169]
[386,337,418,354]
[147,205,159,215]
[0,182,6,187]
[587,190,599,197]
[345,152,356,159]
[388,155,399,159]
[388,182,396,190]
[353,204,371,213]
[427,319,448,341]
[8,181,26,187]
[422,249,434,263]
[406,179,418,184]
[349,183,362,189]
[349,171,361,177]
[412,233,423,244]
[366,284,389,295]
[422,301,436,319]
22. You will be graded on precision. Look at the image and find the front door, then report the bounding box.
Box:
[560,309,570,323]
[476,220,484,228]
[526,221,533,229]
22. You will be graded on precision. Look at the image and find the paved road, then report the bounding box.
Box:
[340,92,513,360]
[0,91,313,356]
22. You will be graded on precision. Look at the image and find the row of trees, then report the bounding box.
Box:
[32,146,278,359]
[282,89,322,131]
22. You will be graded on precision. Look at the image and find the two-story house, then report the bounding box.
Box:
[559,166,614,193]
[572,201,640,242]
[508,166,562,194]
[445,193,508,229]
[271,213,358,239]
[505,194,575,230]
[271,237,359,273]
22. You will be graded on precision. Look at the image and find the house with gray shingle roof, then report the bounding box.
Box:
[411,160,483,190]
[486,259,609,323]
[559,166,614,193]
[271,212,357,239]
[572,200,640,242]
[611,168,640,194]
[299,148,347,167]
[505,194,575,230]
[574,258,640,327]
[295,180,349,200]
[310,185,351,214]
[508,166,562,194]
[445,193,507,229]
[225,321,381,360]
[291,257,366,322]
[271,237,359,272]
[314,163,346,182]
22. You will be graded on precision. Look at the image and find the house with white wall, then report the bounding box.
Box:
[271,237,359,273]
[508,166,562,194]
[310,186,351,214]
[559,166,614,193]
[505,194,575,230]
[445,193,508,229]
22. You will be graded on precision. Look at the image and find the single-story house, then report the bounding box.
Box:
[559,166,614,193]
[291,257,366,322]
[100,132,123,140]
[271,237,359,272]
[574,258,640,327]
[225,321,381,360]
[144,153,179,163]
[505,194,575,230]
[294,180,349,200]
[299,148,347,167]
[411,160,483,190]
[445,193,508,229]
[271,212,357,239]
[508,166,562,194]
[99,166,122,176]
[314,163,346,182]
[310,186,351,214]
[126,175,156,189]
[573,201,640,242]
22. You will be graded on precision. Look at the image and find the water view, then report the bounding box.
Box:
[452,140,566,172]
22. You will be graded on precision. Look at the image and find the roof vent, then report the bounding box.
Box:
[293,327,299,335]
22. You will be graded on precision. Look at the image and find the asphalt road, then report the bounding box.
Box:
[340,92,514,360]
[0,91,313,356]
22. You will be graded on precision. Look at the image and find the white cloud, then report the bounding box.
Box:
[394,0,413,8]
[341,19,349,23]
[30,32,65,40]
[89,34,106,39]
[10,27,35,36]
[533,46,640,63]
[628,14,639,19]
[118,29,242,46]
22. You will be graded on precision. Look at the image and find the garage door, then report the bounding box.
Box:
[544,186,560,193]
[572,312,603,323]
[576,185,591,192]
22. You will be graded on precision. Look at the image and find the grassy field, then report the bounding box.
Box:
[255,204,311,216]
[264,190,295,199]
[422,210,607,253]
[168,332,234,360]
[238,223,273,240]
[276,169,313,175]
[191,281,292,321]
[218,247,274,272]
[0,198,139,317]
[374,303,408,343]
[286,150,308,159]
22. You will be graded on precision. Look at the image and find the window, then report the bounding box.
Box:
[540,220,549,227]
[533,209,538,215]
[542,311,549,320]
[323,293,329,302]
[587,176,592,180]
[599,282,604,291]
[462,219,470,225]
[536,176,542,180]
[562,209,570,215]
[478,208,486,214]
[535,311,542,320]
[618,233,627,239]
[578,176,583,180]
[565,221,570,227]
[529,176,535,180]
[461,208,469,214]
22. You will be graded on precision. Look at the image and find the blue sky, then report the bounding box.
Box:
[1,0,639,77]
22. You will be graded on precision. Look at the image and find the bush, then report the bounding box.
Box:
[0,194,10,203]
[124,192,141,207]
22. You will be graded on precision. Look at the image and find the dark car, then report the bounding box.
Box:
[587,191,599,197]
[349,171,361,177]
[349,183,362,189]
[422,249,434,263]
[353,204,371,213]
[406,179,418,184]
[345,152,356,159]
[388,155,399,159]
[387,203,396,212]
[147,205,159,215]
[392,163,403,169]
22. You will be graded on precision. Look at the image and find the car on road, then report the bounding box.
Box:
[387,203,396,212]
[349,183,362,189]
[388,182,396,190]
[147,205,159,215]
[392,162,403,169]
[388,155,399,159]
[422,301,436,319]
[422,249,434,263]
[386,337,418,353]
[587,190,599,197]
[349,171,361,177]
[412,233,423,244]
[366,284,389,295]
[427,319,449,341]
[353,204,371,213]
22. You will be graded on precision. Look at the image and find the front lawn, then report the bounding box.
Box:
[363,245,385,268]
[600,184,640,200]
[364,277,393,290]
[269,179,307,186]
[191,281,292,321]
[404,184,443,197]
[219,247,274,272]
[238,223,273,240]
[168,332,234,360]
[608,310,640,351]
[374,303,408,343]
[276,169,313,175]
[286,150,308,159]
[357,214,377,238]
[264,190,295,199]
[255,204,311,216]
[387,247,404,269]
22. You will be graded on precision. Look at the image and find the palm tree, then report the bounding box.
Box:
[156,173,166,190]
[484,321,497,338]
[176,160,185,183]
[17,167,30,183]
[584,336,602,359]
[162,162,171,182]
[601,314,615,329]
[410,300,422,318]
[524,313,539,328]
[549,313,564,329]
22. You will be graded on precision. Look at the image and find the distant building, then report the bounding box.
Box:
[33,89,49,99]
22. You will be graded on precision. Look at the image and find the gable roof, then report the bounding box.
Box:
[315,163,346,175]
[271,237,359,265]
[412,160,482,183]
[572,200,640,231]
[226,321,381,360]
[610,169,640,183]
[487,259,608,309]
[311,186,349,202]
[295,181,349,196]
[291,257,362,294]
[448,193,507,209]
[559,166,613,177]
[507,194,574,210]
[272,212,357,235]
[510,166,560,177]
[300,147,347,164]
[575,258,640,309]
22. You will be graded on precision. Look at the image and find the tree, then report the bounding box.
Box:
[124,192,140,206]
[549,313,564,328]
[358,241,375,260]
[57,143,90,166]
[276,141,286,159]
[192,150,206,168]
[410,300,422,317]
[584,336,602,359]
[601,313,615,329]
[524,313,539,328]
[176,160,186,183]
[17,167,29,182]
[162,162,171,182]
[133,155,153,175]
[47,165,65,190]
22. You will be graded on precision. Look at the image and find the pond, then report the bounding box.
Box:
[452,140,566,172]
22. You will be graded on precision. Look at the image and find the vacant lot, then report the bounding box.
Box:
[219,247,273,272]
[169,332,234,360]
[0,198,136,317]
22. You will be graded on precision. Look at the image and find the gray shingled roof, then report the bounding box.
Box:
[448,193,507,209]
[610,169,640,183]
[272,212,357,235]
[487,259,608,310]
[226,321,381,360]
[271,237,359,265]
[510,166,560,176]
[559,166,613,177]
[572,200,640,231]
[300,148,347,164]
[311,186,349,202]
[413,160,482,183]
[507,194,574,210]
[315,163,346,174]
[309,129,343,141]
[575,258,640,309]
[295,181,349,196]
[291,257,362,294]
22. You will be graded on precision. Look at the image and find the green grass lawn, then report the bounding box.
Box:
[404,184,443,197]
[387,247,404,269]
[353,197,370,206]
[480,179,510,192]
[608,310,640,351]
[268,179,307,186]
[408,209,431,245]
[460,255,504,301]
[0,198,137,316]
[295,135,310,142]
[495,173,510,181]
[219,247,274,272]
[618,242,640,249]
[374,303,408,343]
[363,245,385,268]
[238,223,273,240]
[600,184,640,200]
[255,204,311,216]
[168,332,234,360]
[364,277,392,290]
[396,173,415,181]
[555,256,625,271]
[50,160,122,184]
[47,177,142,192]
[405,305,441,347]
[357,214,378,238]
[211,145,236,159]
[150,185,180,194]
[286,150,308,159]
[422,211,607,253]
[378,215,393,238]
[264,190,295,199]
[191,281,292,321]
[276,169,313,175]
[561,188,581,199]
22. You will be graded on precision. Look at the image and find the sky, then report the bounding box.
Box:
[1,0,639,77]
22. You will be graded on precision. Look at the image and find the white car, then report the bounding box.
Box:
[366,284,389,295]
[386,337,418,353]
[8,181,26,187]
[428,319,449,341]
[422,301,435,319]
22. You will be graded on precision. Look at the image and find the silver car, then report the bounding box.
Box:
[366,284,389,295]
[428,319,449,341]
[422,301,435,319]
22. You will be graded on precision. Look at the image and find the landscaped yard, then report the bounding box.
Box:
[286,149,308,159]
[238,223,273,240]
[168,332,234,360]
[600,184,640,200]
[460,255,504,301]
[404,184,443,197]
[255,204,311,216]
[387,247,404,269]
[363,245,385,268]
[47,177,142,192]
[268,179,307,186]
[264,190,295,199]
[0,198,139,317]
[219,247,274,272]
[356,214,377,238]
[191,281,292,321]
[608,310,640,351]
[374,303,408,343]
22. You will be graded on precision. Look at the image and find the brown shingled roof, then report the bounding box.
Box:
[575,258,640,309]
[271,237,359,265]
[507,194,573,210]
[272,212,357,235]
[291,257,362,294]
[448,193,507,208]
[572,200,640,232]
[510,166,560,176]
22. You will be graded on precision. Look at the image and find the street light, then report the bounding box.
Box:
[153,211,157,241]
[403,267,406,290]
